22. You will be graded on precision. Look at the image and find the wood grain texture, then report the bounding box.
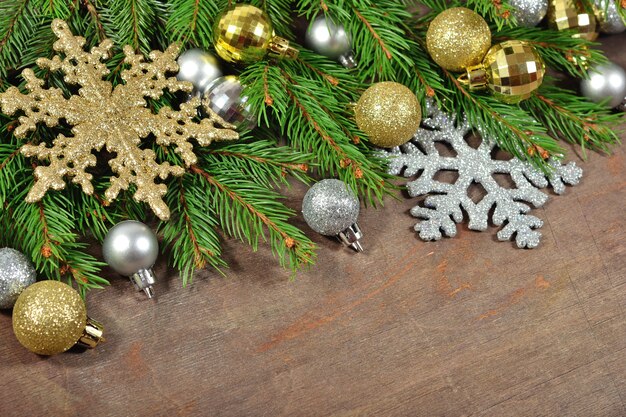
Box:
[0,36,624,417]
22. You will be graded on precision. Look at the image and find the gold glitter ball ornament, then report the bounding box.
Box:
[214,4,298,63]
[12,281,104,355]
[355,82,421,148]
[0,20,239,221]
[460,41,546,104]
[547,0,598,41]
[426,7,492,72]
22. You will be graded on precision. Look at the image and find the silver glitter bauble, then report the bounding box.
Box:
[0,248,36,309]
[580,61,626,108]
[302,179,359,235]
[201,76,256,130]
[510,0,549,26]
[176,49,222,94]
[305,16,356,68]
[103,220,159,298]
[594,0,626,34]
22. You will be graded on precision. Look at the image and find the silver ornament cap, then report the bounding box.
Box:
[177,48,222,95]
[581,61,626,108]
[0,248,37,309]
[102,220,159,298]
[201,75,256,130]
[302,179,363,252]
[509,0,548,27]
[306,16,357,68]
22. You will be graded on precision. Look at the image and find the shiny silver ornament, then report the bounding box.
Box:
[302,179,363,252]
[102,220,159,298]
[580,61,626,108]
[510,0,549,26]
[0,248,36,309]
[201,76,256,130]
[594,0,626,33]
[176,49,222,95]
[305,16,356,68]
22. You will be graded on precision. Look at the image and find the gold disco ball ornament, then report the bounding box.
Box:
[547,0,598,41]
[459,41,546,104]
[355,82,421,148]
[214,4,298,63]
[426,7,492,72]
[12,281,104,355]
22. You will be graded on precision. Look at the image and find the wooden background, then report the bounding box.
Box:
[0,35,624,417]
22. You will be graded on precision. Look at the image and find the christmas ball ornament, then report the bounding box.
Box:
[510,0,549,26]
[0,248,36,309]
[102,220,159,298]
[305,15,356,68]
[354,82,421,148]
[580,61,626,108]
[213,4,298,63]
[594,0,626,34]
[201,76,256,130]
[548,0,598,40]
[12,281,104,355]
[426,7,492,72]
[302,179,363,252]
[176,48,222,95]
[460,40,545,103]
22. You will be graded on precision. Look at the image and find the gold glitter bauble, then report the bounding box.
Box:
[461,41,546,103]
[547,0,598,41]
[355,82,421,148]
[0,20,239,221]
[426,7,492,72]
[214,4,298,63]
[12,281,86,355]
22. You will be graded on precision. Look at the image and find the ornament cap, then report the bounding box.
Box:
[458,64,488,90]
[77,317,105,349]
[338,53,357,69]
[338,223,364,252]
[268,37,299,60]
[130,268,157,299]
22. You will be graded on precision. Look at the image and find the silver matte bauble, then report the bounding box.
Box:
[177,49,222,94]
[305,16,356,68]
[0,248,36,309]
[580,61,626,108]
[102,220,159,298]
[302,179,363,252]
[594,0,626,34]
[510,0,549,26]
[201,75,256,130]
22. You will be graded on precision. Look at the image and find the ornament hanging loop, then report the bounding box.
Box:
[268,37,299,60]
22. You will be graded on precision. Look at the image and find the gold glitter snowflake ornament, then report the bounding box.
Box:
[0,20,238,220]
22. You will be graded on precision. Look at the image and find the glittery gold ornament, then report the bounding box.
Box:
[354,82,421,148]
[12,281,104,355]
[0,20,239,221]
[426,7,492,72]
[214,4,298,64]
[459,41,546,103]
[547,0,598,40]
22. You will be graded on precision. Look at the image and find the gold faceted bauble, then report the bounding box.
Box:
[461,41,546,103]
[426,7,492,72]
[214,4,298,63]
[547,0,598,41]
[12,280,87,355]
[355,82,421,148]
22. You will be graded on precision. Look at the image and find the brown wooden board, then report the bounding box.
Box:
[0,35,624,417]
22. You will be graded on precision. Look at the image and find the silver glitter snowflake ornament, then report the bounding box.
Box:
[382,101,583,249]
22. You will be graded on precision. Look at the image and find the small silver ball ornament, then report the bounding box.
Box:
[509,0,549,27]
[177,49,222,94]
[302,179,363,251]
[594,0,626,34]
[305,16,356,68]
[201,76,256,130]
[103,220,159,298]
[580,61,626,108]
[0,248,36,309]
